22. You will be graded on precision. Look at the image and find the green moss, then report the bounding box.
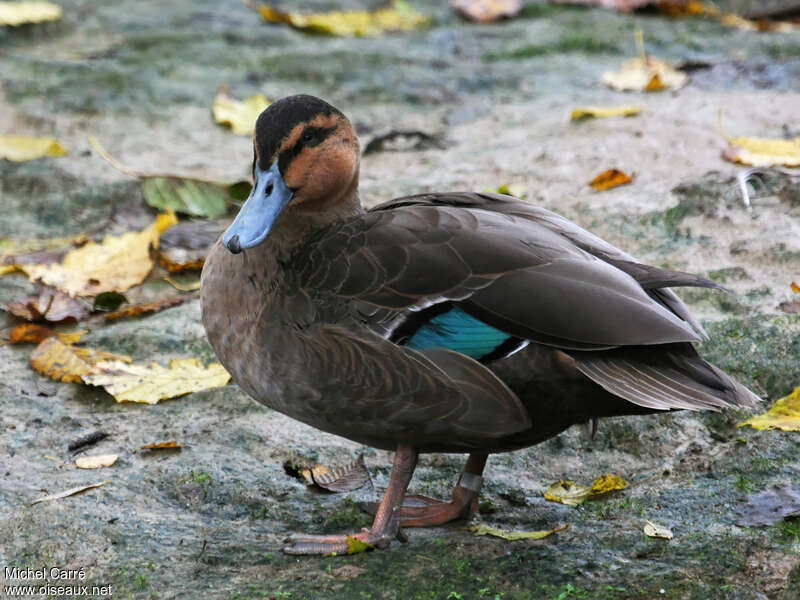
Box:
[485,33,620,61]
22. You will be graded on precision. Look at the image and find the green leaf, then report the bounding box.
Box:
[142,177,235,219]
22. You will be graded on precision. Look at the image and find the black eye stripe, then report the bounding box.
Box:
[277,125,337,173]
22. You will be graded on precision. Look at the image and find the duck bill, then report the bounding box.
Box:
[223,162,293,254]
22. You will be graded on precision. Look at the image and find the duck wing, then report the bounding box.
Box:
[299,193,704,350]
[294,192,757,414]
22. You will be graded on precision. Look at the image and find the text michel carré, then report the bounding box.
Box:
[4,567,87,580]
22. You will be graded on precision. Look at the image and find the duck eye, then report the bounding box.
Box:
[302,133,314,143]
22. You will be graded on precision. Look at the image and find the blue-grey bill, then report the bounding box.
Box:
[223,162,293,253]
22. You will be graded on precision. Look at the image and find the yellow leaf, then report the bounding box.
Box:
[570,106,643,121]
[7,323,85,345]
[602,57,687,92]
[738,386,800,432]
[0,135,66,161]
[468,523,569,540]
[212,87,271,136]
[723,136,800,168]
[75,454,118,469]
[0,264,19,275]
[346,535,374,554]
[544,480,591,506]
[643,520,673,539]
[140,441,182,450]
[0,1,61,26]
[22,212,178,297]
[256,0,429,37]
[589,474,629,496]
[81,358,231,404]
[30,480,111,505]
[589,168,632,191]
[483,182,527,199]
[30,337,132,383]
[164,276,202,292]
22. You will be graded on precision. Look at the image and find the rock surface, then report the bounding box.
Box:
[1,1,799,599]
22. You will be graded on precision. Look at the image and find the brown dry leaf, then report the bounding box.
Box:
[75,454,118,469]
[140,441,182,450]
[722,136,800,168]
[738,386,800,432]
[82,358,231,404]
[643,520,673,539]
[30,337,132,384]
[468,523,569,540]
[570,105,643,121]
[159,253,205,273]
[300,454,371,492]
[450,0,522,23]
[30,480,111,505]
[7,323,84,345]
[104,296,191,321]
[255,0,429,37]
[792,282,800,294]
[0,135,66,160]
[0,1,61,26]
[544,480,591,506]
[590,169,633,191]
[158,220,224,273]
[3,288,89,323]
[589,474,629,496]
[22,212,177,297]
[212,86,271,136]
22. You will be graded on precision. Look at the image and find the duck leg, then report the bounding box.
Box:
[283,444,418,555]
[361,453,488,528]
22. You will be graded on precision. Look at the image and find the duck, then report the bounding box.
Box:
[200,94,759,555]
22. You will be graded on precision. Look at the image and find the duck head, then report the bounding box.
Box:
[223,94,360,254]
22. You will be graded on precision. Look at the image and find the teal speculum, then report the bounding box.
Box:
[200,94,760,556]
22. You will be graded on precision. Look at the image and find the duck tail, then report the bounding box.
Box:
[569,343,760,412]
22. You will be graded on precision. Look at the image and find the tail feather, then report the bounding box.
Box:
[569,343,760,412]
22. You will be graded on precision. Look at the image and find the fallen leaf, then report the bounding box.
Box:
[735,484,800,526]
[75,454,118,469]
[0,134,66,161]
[722,136,800,168]
[140,441,182,450]
[590,169,632,191]
[362,129,444,155]
[21,212,177,297]
[792,282,800,294]
[7,324,84,345]
[738,386,800,432]
[142,177,230,219]
[644,520,673,539]
[104,296,191,321]
[450,0,522,23]
[30,337,132,384]
[603,57,687,91]
[30,480,111,505]
[468,523,569,540]
[544,480,591,506]
[92,291,127,313]
[345,535,374,554]
[484,182,528,199]
[82,358,231,404]
[589,474,629,496]
[255,0,429,37]
[570,105,643,121]
[89,136,244,219]
[0,265,18,275]
[165,276,202,292]
[1,232,89,271]
[300,454,371,493]
[4,289,89,323]
[158,220,224,272]
[212,86,271,136]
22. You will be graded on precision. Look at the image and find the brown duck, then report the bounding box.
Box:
[201,94,758,555]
